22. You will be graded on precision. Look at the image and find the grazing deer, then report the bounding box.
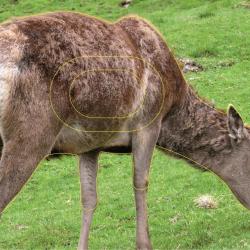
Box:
[0,12,249,250]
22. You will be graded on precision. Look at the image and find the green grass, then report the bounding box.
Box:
[0,0,250,249]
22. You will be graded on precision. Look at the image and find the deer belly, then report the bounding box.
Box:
[53,123,131,155]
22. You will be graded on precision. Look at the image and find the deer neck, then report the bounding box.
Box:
[157,86,231,171]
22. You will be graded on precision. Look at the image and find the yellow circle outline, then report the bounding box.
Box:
[68,68,147,119]
[49,55,165,133]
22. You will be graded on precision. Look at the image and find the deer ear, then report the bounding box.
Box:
[227,105,244,141]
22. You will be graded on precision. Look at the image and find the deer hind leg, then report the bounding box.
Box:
[132,124,161,250]
[0,105,63,213]
[78,151,99,250]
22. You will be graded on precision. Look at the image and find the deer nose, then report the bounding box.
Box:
[231,183,250,210]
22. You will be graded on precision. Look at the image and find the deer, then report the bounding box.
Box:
[0,11,249,250]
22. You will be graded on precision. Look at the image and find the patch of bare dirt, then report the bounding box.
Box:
[119,0,133,8]
[177,58,204,73]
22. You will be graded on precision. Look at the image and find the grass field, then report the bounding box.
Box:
[0,0,250,249]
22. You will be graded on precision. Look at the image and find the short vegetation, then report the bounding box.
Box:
[0,0,250,249]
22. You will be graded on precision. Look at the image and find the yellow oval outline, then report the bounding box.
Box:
[68,68,147,119]
[49,55,165,132]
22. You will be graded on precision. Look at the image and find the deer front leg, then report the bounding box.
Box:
[132,124,161,250]
[78,151,99,250]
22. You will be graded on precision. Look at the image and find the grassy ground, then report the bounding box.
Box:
[0,0,250,249]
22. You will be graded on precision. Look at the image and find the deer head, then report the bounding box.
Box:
[214,105,250,209]
[158,104,250,209]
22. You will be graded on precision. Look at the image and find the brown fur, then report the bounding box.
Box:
[0,12,249,249]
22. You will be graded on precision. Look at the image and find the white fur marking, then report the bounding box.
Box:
[0,64,18,117]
